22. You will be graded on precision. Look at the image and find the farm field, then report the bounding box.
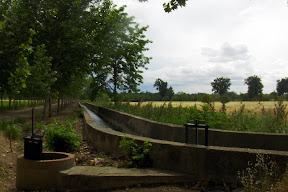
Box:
[129,101,288,115]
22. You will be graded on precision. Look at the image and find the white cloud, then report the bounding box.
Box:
[114,0,288,94]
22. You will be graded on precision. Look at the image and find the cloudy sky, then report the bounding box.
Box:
[113,0,288,94]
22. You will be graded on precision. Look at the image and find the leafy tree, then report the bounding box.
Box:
[211,77,231,96]
[244,75,263,101]
[276,78,288,96]
[166,86,174,100]
[90,3,151,102]
[153,78,168,99]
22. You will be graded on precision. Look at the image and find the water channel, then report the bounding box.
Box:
[82,105,112,129]
[81,104,243,192]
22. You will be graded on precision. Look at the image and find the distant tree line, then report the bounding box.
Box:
[103,75,287,102]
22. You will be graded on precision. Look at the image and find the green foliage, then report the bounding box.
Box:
[119,136,152,167]
[211,77,231,96]
[44,120,81,153]
[245,75,264,101]
[0,120,22,140]
[163,0,187,12]
[274,95,288,125]
[92,99,288,134]
[89,2,151,102]
[0,162,6,179]
[73,107,84,119]
[276,77,288,96]
[13,117,26,124]
[153,78,174,101]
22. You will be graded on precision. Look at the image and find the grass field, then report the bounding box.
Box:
[0,100,42,111]
[129,101,287,115]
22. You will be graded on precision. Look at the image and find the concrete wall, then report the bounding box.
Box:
[81,103,288,184]
[84,103,288,151]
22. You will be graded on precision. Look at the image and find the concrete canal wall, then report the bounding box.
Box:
[81,103,288,184]
[84,102,288,151]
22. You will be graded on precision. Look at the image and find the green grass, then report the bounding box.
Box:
[0,119,25,140]
[90,101,288,134]
[0,100,42,112]
[0,162,6,179]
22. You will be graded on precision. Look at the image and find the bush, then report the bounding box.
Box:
[13,117,26,124]
[44,120,81,152]
[119,137,152,168]
[0,120,22,140]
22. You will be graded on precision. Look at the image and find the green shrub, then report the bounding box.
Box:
[44,120,81,152]
[13,117,26,124]
[73,107,84,119]
[119,136,152,168]
[0,120,22,140]
[0,120,8,132]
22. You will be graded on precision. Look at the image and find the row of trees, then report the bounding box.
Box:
[0,0,151,116]
[211,75,264,101]
[211,76,288,100]
[110,75,287,102]
[113,90,278,102]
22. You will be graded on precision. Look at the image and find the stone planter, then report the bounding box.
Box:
[16,152,75,191]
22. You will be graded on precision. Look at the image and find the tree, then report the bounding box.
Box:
[276,78,288,96]
[211,77,231,96]
[166,86,174,100]
[245,75,263,101]
[153,78,174,100]
[154,78,168,99]
[90,3,151,102]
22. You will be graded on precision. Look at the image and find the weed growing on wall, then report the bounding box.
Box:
[44,119,81,152]
[119,136,152,168]
[238,154,280,192]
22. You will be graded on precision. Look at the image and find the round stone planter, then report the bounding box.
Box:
[16,152,75,191]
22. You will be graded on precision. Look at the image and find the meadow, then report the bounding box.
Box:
[129,101,287,115]
[93,99,288,134]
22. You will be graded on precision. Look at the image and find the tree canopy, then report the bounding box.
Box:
[276,78,288,96]
[211,77,231,96]
[245,75,264,101]
[0,0,151,107]
[153,78,174,100]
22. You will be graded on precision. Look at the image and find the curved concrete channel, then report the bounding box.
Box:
[79,102,288,191]
[82,105,112,129]
[58,104,200,192]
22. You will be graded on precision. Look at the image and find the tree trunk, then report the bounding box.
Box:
[61,95,64,111]
[57,93,60,113]
[43,94,49,122]
[9,96,11,110]
[10,98,15,152]
[49,94,52,117]
[0,93,3,110]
